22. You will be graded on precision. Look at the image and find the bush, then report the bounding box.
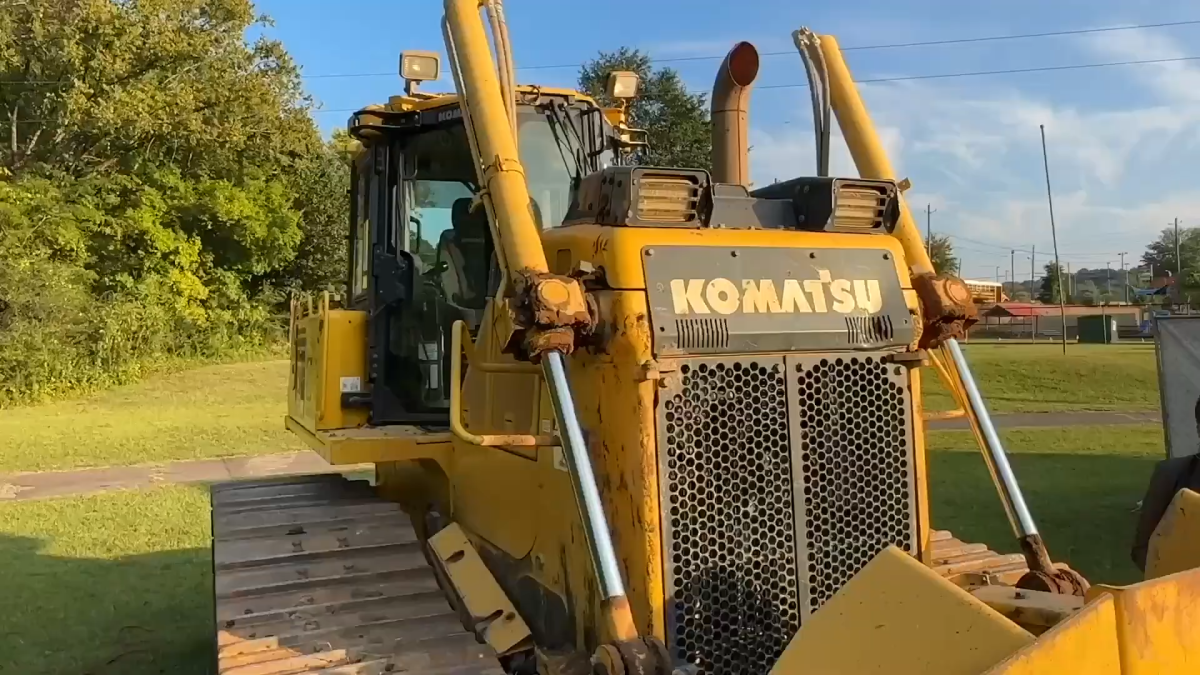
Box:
[0,175,290,408]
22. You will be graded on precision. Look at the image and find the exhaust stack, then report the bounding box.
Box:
[711,41,760,186]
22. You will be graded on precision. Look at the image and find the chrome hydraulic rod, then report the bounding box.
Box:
[542,351,627,601]
[945,339,1040,538]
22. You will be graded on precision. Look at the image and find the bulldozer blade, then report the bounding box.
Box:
[1144,488,1200,580]
[770,544,1200,674]
[769,546,1034,674]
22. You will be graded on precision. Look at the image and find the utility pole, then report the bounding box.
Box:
[1030,245,1037,341]
[1119,252,1128,304]
[1010,249,1016,299]
[1106,261,1112,300]
[1066,262,1072,298]
[995,266,1000,284]
[1175,218,1182,280]
[926,204,936,257]
[1040,125,1068,352]
[1030,245,1036,300]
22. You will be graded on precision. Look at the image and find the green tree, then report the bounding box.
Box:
[0,0,331,404]
[928,234,959,276]
[0,0,318,178]
[1141,226,1200,288]
[577,48,711,170]
[274,136,352,293]
[1038,262,1065,303]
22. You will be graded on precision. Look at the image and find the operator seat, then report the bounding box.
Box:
[438,198,493,322]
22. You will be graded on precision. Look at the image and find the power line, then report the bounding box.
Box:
[758,54,1200,91]
[6,17,1186,86]
[13,51,1200,126]
[302,18,1200,77]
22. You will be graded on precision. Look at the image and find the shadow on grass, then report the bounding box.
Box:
[929,449,1157,586]
[0,534,214,675]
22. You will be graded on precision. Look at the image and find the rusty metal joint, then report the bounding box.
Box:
[506,269,599,362]
[912,272,978,349]
[1015,533,1091,597]
[591,638,671,675]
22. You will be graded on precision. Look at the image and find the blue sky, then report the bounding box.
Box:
[255,0,1200,283]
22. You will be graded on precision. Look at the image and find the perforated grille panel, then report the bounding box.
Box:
[789,355,917,612]
[660,359,798,674]
[658,353,918,674]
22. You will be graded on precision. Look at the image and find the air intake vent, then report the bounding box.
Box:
[676,318,730,350]
[636,174,701,224]
[832,183,892,231]
[845,315,894,345]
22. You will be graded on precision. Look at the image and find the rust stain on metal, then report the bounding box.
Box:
[912,273,978,349]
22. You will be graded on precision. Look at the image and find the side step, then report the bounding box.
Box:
[210,474,506,675]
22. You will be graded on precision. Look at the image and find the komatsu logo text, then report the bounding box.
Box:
[670,270,884,315]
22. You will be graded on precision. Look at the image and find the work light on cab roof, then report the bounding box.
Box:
[400,49,441,94]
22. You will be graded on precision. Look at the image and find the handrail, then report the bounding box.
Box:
[449,320,557,447]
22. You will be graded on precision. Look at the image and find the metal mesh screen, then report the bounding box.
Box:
[1155,316,1200,459]
[788,355,917,612]
[660,358,799,674]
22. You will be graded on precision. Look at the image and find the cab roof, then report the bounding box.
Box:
[354,84,599,117]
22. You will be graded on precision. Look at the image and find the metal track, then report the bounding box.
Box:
[210,474,506,675]
[930,529,1030,582]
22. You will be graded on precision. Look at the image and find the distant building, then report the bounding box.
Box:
[963,279,1007,305]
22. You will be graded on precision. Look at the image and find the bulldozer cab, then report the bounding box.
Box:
[343,89,617,425]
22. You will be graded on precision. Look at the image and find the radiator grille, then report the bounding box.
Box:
[661,360,798,674]
[658,354,918,674]
[791,355,916,611]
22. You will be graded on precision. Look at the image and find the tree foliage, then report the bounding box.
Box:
[1038,262,1066,304]
[577,48,711,170]
[0,0,349,405]
[928,234,960,276]
[1141,226,1200,287]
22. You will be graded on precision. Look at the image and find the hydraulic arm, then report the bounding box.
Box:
[806,31,1088,596]
[441,0,649,654]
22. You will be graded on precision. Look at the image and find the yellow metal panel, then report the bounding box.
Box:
[983,594,1121,675]
[429,523,533,655]
[448,304,540,559]
[540,224,916,296]
[287,305,369,433]
[970,586,1083,632]
[284,416,452,466]
[1093,565,1200,674]
[315,309,369,431]
[908,365,933,566]
[565,290,664,643]
[1145,488,1200,580]
[770,546,1032,675]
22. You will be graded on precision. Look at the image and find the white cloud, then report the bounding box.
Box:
[746,29,1200,276]
[747,112,905,188]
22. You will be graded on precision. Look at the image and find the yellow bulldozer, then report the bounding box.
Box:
[208,1,1200,673]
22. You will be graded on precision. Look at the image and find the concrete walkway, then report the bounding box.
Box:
[0,452,371,502]
[926,410,1160,431]
[0,410,1162,502]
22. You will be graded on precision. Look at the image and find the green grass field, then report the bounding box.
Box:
[0,360,303,474]
[0,486,212,675]
[927,424,1163,585]
[922,343,1159,412]
[0,343,1161,475]
[0,425,1163,672]
[0,344,1168,671]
